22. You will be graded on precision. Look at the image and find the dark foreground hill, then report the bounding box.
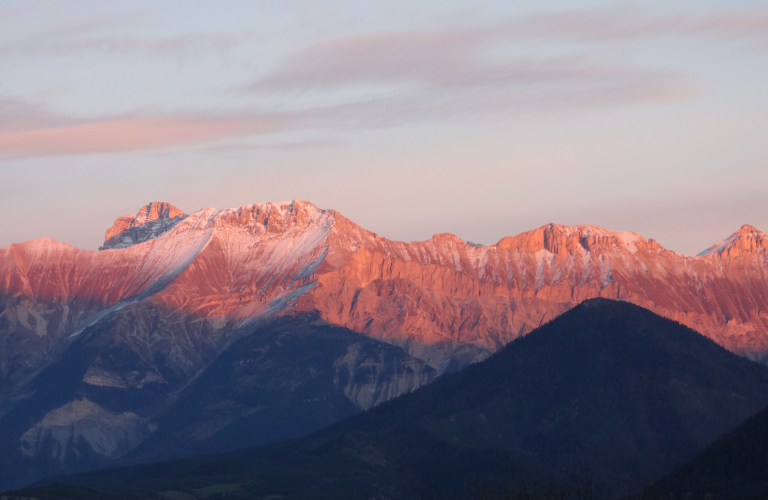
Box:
[648,401,768,499]
[14,299,768,499]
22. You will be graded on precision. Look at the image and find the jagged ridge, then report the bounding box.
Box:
[3,199,768,377]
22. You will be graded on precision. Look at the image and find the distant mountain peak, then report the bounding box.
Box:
[135,201,184,223]
[738,224,759,234]
[495,222,655,255]
[698,224,767,257]
[101,201,187,250]
[201,199,333,239]
[431,233,465,244]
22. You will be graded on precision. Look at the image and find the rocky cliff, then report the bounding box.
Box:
[101,202,187,250]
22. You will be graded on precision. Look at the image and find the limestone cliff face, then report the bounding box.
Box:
[302,220,768,368]
[102,201,187,250]
[333,339,437,410]
[20,398,151,462]
[104,202,186,241]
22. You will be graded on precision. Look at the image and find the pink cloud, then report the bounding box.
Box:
[253,24,698,122]
[0,114,285,157]
[256,7,768,92]
[507,8,768,43]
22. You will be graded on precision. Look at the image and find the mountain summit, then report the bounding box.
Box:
[101,201,187,250]
[698,223,768,259]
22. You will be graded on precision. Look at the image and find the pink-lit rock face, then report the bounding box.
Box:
[2,200,768,376]
[102,202,187,250]
[301,220,768,368]
[105,202,185,241]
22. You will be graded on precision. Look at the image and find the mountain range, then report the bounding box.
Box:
[1,199,768,489]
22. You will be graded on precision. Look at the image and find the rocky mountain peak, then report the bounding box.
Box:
[135,201,185,225]
[430,233,465,244]
[495,223,649,255]
[698,224,767,258]
[211,199,329,235]
[101,202,187,250]
[104,202,186,241]
[737,224,759,235]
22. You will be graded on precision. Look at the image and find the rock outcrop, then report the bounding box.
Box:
[20,398,151,462]
[101,201,187,250]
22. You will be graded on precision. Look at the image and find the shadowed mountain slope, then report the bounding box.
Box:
[649,401,768,499]
[1,483,120,500]
[29,299,768,499]
[0,313,434,491]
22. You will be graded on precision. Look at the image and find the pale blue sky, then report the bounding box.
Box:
[1,0,767,255]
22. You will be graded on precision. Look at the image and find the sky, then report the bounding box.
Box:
[1,0,767,255]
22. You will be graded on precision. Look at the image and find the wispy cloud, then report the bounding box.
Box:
[1,32,247,59]
[0,6,246,60]
[0,96,77,132]
[288,73,692,130]
[0,33,246,58]
[199,137,343,154]
[258,39,686,95]
[256,30,491,90]
[255,7,768,92]
[4,6,766,158]
[0,71,688,159]
[1,8,148,49]
[250,16,698,127]
[246,7,768,128]
[503,7,768,43]
[0,111,285,158]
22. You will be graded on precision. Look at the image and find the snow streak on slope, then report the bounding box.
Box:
[0,217,214,397]
[148,200,336,325]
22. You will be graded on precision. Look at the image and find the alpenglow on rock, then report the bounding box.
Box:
[101,201,187,250]
[3,200,768,377]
